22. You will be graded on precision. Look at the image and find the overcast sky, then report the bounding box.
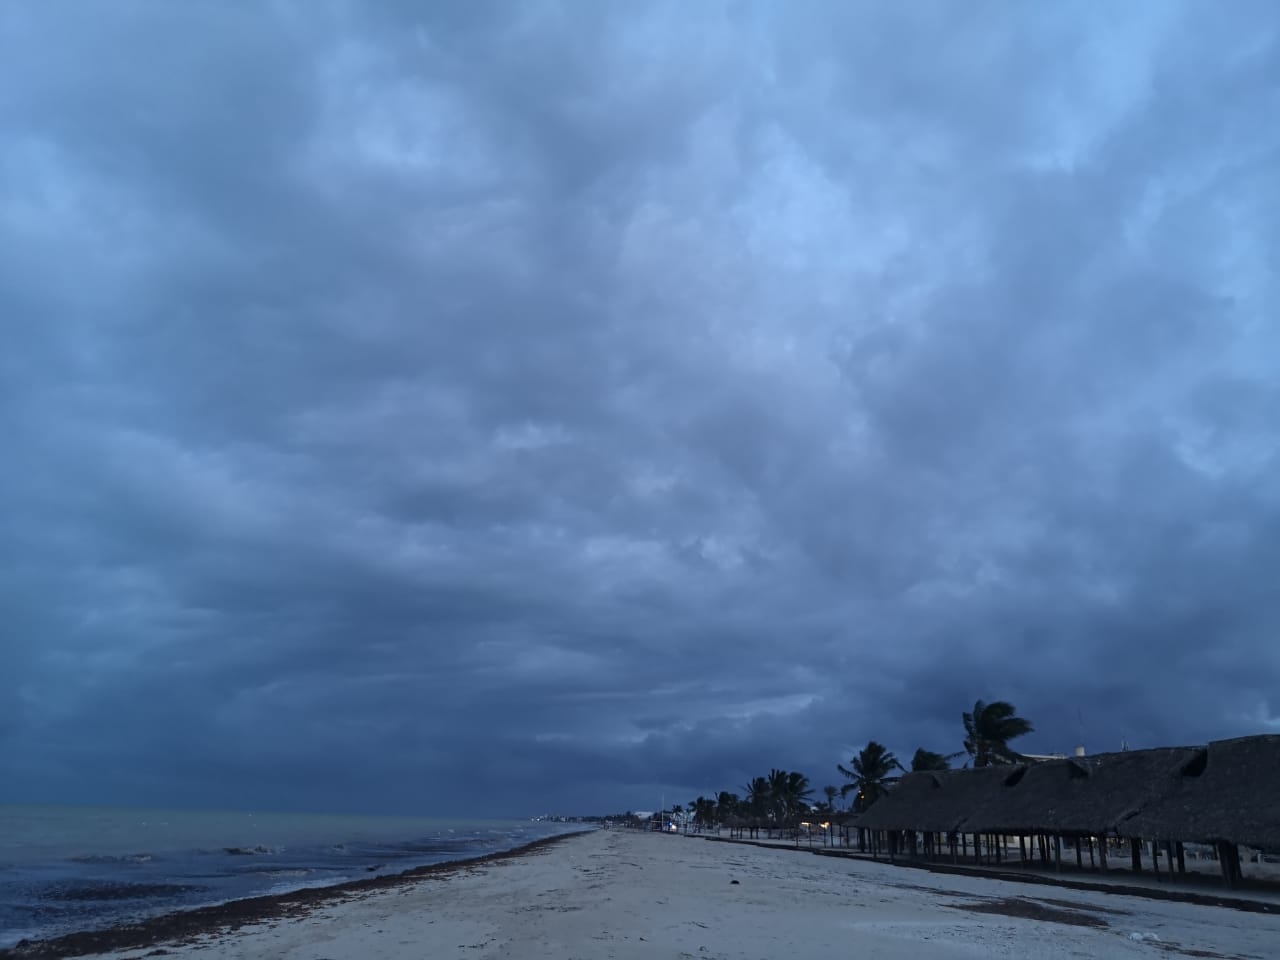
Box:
[2,2,1278,818]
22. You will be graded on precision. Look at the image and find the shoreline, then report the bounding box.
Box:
[1,829,592,960]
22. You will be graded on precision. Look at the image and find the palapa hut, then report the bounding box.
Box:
[855,767,1012,861]
[837,737,1279,886]
[959,747,1201,872]
[1120,735,1280,885]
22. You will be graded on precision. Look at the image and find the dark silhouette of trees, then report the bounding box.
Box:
[838,741,902,811]
[963,699,1034,767]
[910,747,959,772]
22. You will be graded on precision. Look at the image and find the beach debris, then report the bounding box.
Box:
[1128,932,1161,942]
[730,880,739,885]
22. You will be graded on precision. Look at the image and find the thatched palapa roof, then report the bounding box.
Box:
[856,766,1012,833]
[1120,735,1280,850]
[960,747,1201,837]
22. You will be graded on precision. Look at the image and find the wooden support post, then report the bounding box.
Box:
[1130,837,1142,873]
[1217,842,1234,887]
[1089,836,1095,868]
[1176,841,1186,875]
[1076,836,1083,869]
[1099,836,1108,871]
[1055,835,1062,872]
[1019,835,1027,864]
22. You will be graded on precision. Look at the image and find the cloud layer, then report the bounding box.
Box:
[3,1,1278,816]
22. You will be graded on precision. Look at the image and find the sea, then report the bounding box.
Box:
[0,805,587,948]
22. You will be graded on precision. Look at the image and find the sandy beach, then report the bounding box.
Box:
[15,829,1273,960]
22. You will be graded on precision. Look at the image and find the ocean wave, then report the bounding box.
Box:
[252,868,314,879]
[42,881,204,902]
[221,846,278,856]
[69,853,154,864]
[264,877,347,895]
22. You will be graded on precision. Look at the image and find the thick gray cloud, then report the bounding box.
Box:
[2,2,1278,817]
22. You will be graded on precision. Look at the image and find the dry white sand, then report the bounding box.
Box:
[79,829,1277,960]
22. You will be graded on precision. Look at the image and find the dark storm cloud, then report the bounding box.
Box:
[2,1,1278,816]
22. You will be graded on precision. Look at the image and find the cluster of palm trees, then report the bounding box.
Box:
[667,700,1034,832]
[837,700,1035,812]
[682,768,815,832]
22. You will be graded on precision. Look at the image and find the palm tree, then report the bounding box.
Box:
[910,747,959,772]
[821,784,840,812]
[837,741,902,811]
[689,796,717,829]
[753,768,812,831]
[766,768,789,824]
[782,770,813,822]
[715,790,739,824]
[963,699,1034,767]
[744,776,771,822]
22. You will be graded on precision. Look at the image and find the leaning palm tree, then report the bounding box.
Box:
[837,741,902,811]
[962,699,1034,767]
[910,747,960,772]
